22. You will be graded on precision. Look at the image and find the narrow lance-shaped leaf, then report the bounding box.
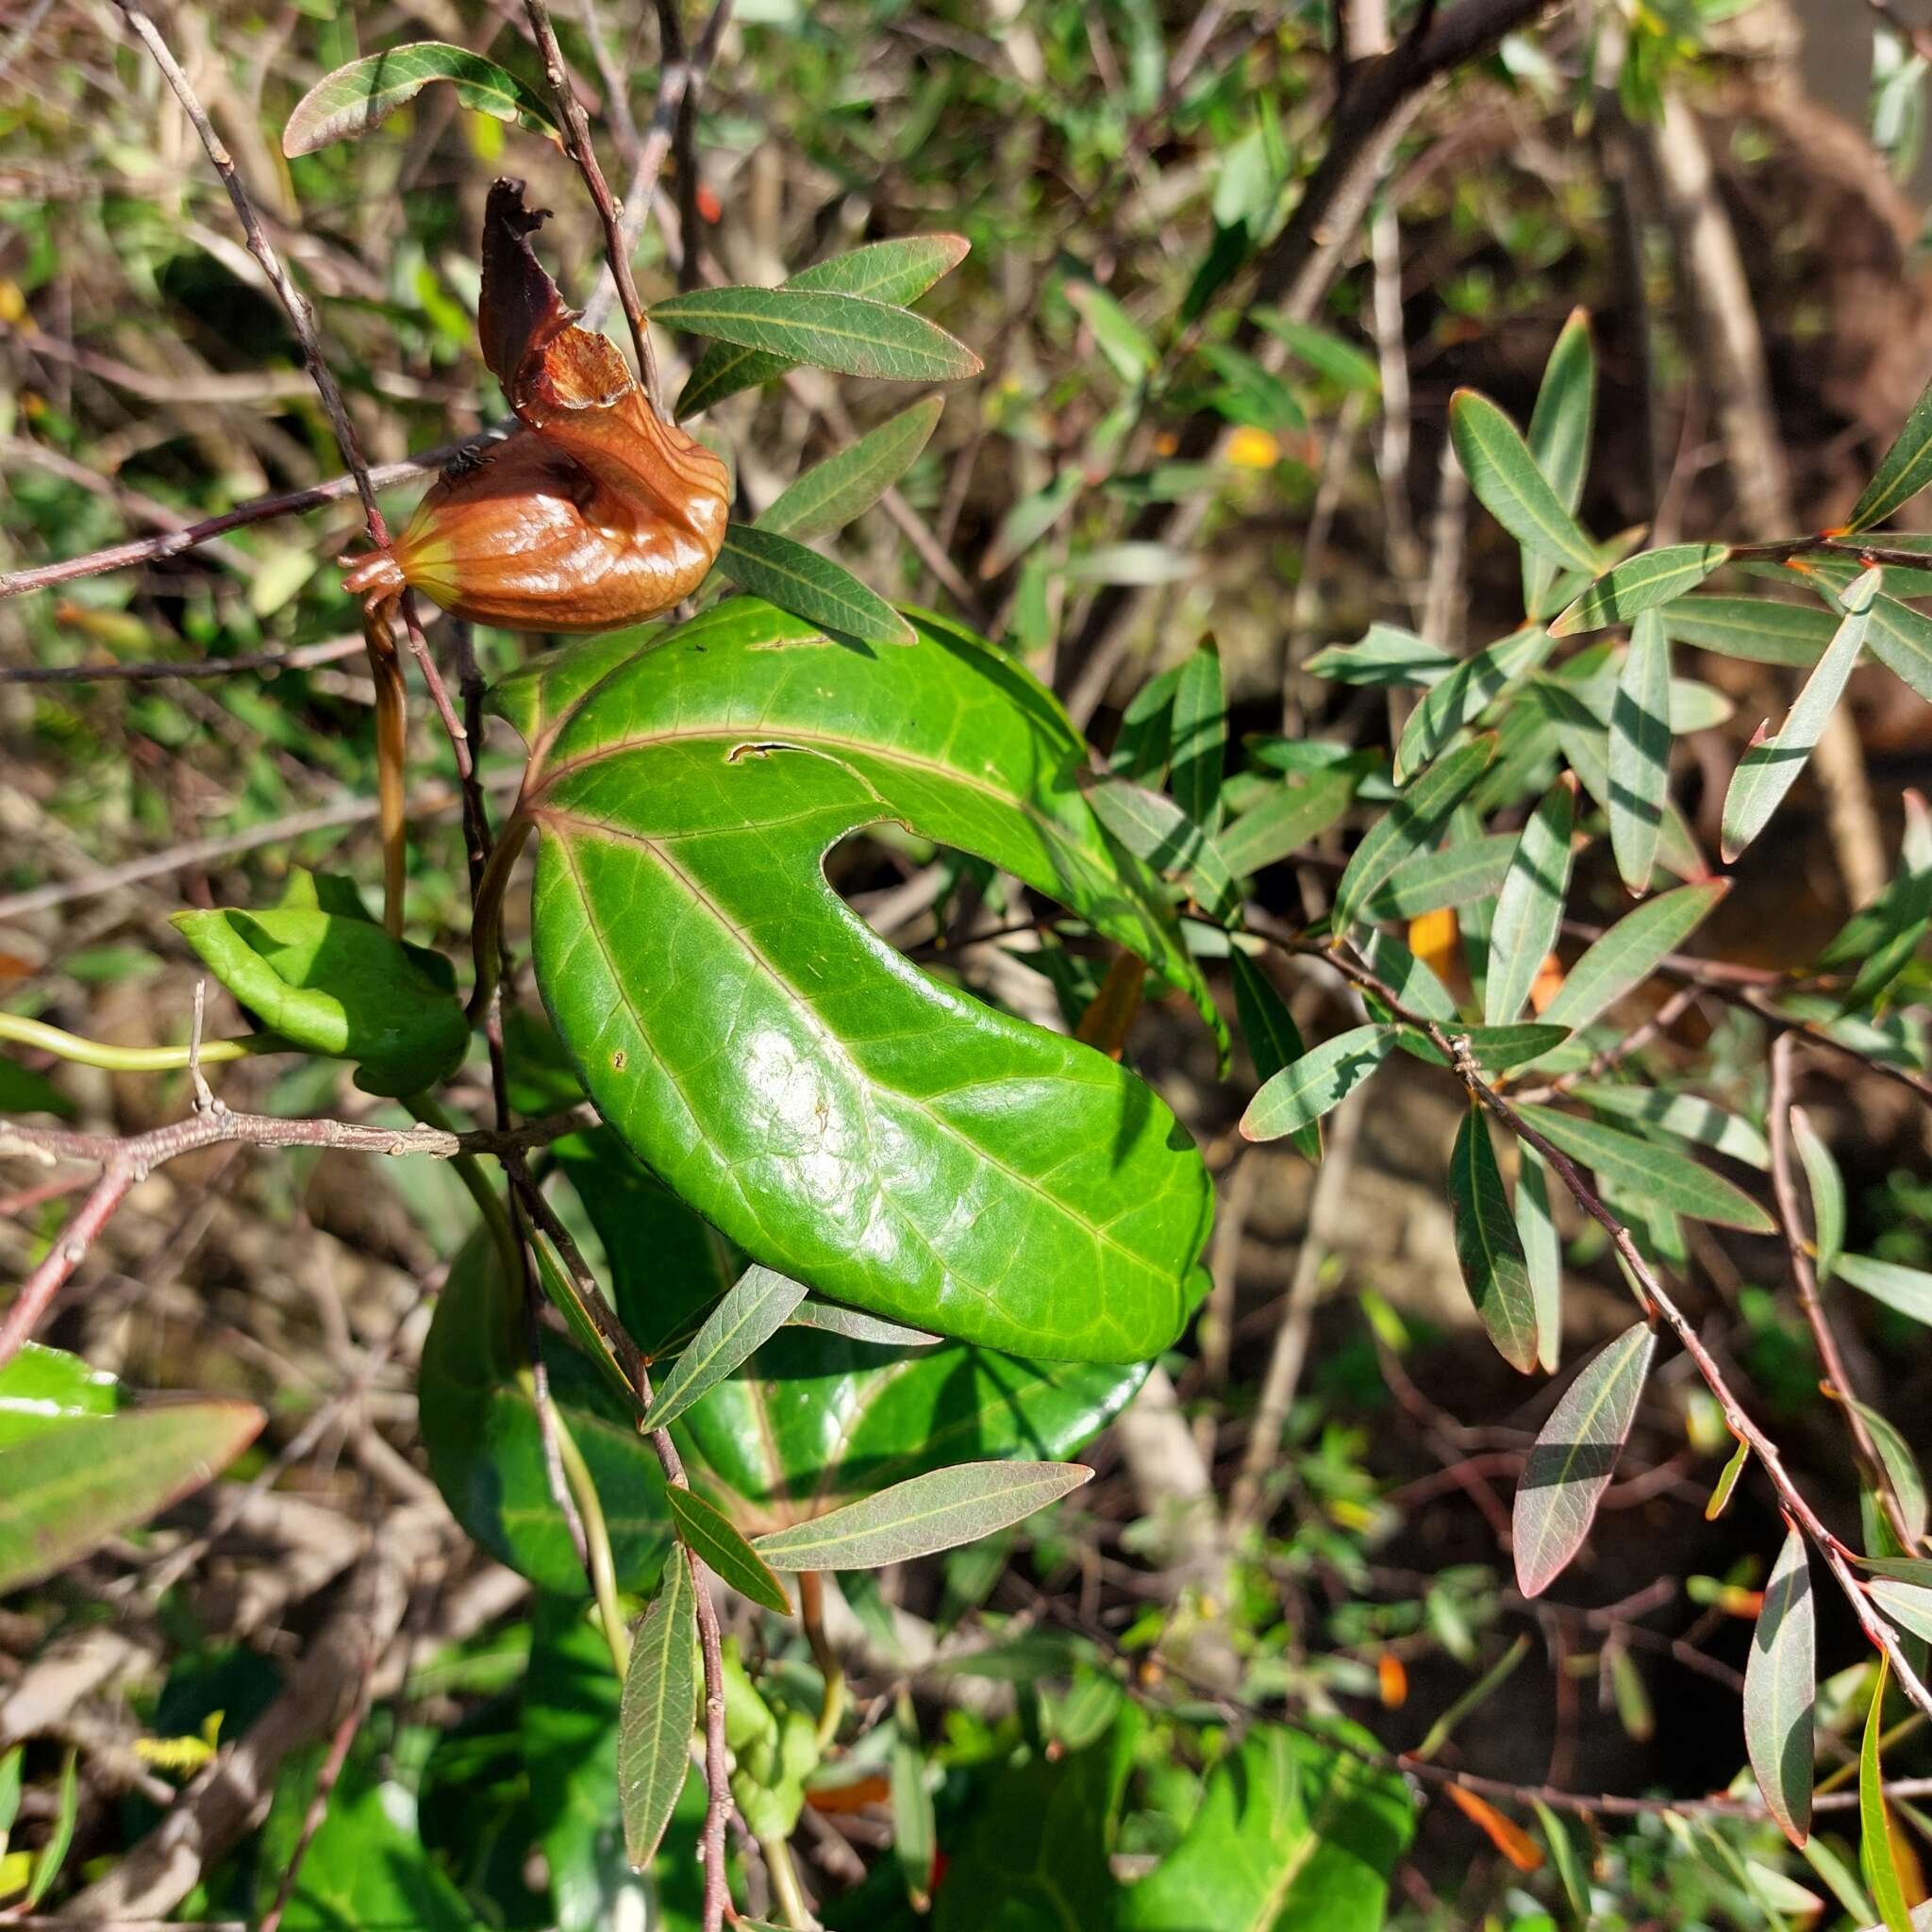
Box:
[23,1750,76,1909]
[756,398,943,542]
[1486,779,1574,1026]
[752,1460,1091,1571]
[1532,1799,1593,1923]
[1661,594,1836,666]
[1450,389,1600,574]
[786,1300,941,1347]
[645,1265,809,1433]
[716,524,916,646]
[678,236,970,418]
[1524,308,1596,620]
[1860,1657,1916,1932]
[1217,759,1363,876]
[1847,372,1932,532]
[283,42,560,156]
[1745,1525,1816,1846]
[1368,830,1515,921]
[1792,1108,1845,1281]
[1332,735,1496,936]
[618,1560,698,1871]
[1228,950,1321,1161]
[666,1484,791,1614]
[1838,1252,1932,1325]
[1869,1576,1932,1645]
[1867,593,1932,703]
[1170,639,1226,832]
[1723,576,1878,863]
[1836,1393,1928,1542]
[1552,544,1731,638]
[1707,1436,1751,1520]
[1513,1322,1657,1597]
[1539,880,1729,1035]
[1240,1025,1392,1145]
[1393,625,1554,785]
[1565,1082,1770,1169]
[1516,1102,1774,1233]
[1514,1141,1563,1374]
[891,1698,937,1912]
[1609,609,1673,893]
[1448,1106,1541,1373]
[651,286,982,385]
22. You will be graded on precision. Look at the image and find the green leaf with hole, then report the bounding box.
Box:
[678,237,970,418]
[1553,544,1730,638]
[753,1459,1089,1570]
[716,524,916,645]
[667,1484,791,1613]
[1449,1105,1540,1373]
[525,601,1215,1362]
[646,1265,808,1433]
[1745,1525,1815,1846]
[653,286,980,385]
[1724,581,1877,863]
[1450,389,1599,573]
[0,1399,262,1593]
[1516,1103,1773,1231]
[1240,1025,1392,1145]
[1609,609,1673,892]
[1538,880,1728,1035]
[757,398,943,542]
[1486,780,1574,1026]
[283,42,560,155]
[619,1557,698,1872]
[1513,1321,1655,1597]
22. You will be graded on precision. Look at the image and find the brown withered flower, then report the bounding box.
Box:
[344,178,730,630]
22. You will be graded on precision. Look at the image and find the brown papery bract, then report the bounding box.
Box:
[344,178,729,631]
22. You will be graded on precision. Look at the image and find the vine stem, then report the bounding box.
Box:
[0,1011,278,1074]
[1262,924,1932,1725]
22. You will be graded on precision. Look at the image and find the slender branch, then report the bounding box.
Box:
[0,634,365,687]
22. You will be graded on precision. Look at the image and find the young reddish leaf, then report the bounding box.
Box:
[1442,1785,1544,1872]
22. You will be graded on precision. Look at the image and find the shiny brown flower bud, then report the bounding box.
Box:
[343,179,729,631]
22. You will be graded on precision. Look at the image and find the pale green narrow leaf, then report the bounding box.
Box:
[1366,831,1514,920]
[1515,1142,1563,1374]
[678,237,971,418]
[1485,780,1574,1026]
[1307,625,1457,688]
[1866,593,1932,702]
[1860,1658,1915,1932]
[1838,1252,1932,1325]
[1533,1799,1593,1922]
[1524,308,1596,625]
[787,1301,940,1347]
[1332,735,1495,935]
[1707,1436,1750,1520]
[1870,1577,1932,1644]
[1609,609,1673,893]
[1065,280,1158,382]
[283,42,560,155]
[1553,544,1730,638]
[1228,950,1320,1160]
[1792,1108,1845,1280]
[1240,1025,1392,1144]
[1085,776,1239,924]
[1394,1024,1569,1074]
[1449,1106,1541,1373]
[1838,1394,1927,1541]
[1170,640,1226,833]
[23,1750,75,1908]
[1745,1525,1815,1846]
[752,1460,1091,1570]
[1539,881,1729,1034]
[757,398,943,542]
[1660,594,1836,667]
[651,286,981,384]
[666,1485,791,1615]
[1723,587,1876,863]
[645,1265,808,1433]
[618,1560,697,1870]
[1565,1083,1770,1169]
[1450,389,1599,573]
[1216,761,1362,875]
[891,1702,937,1911]
[1517,1103,1774,1232]
[1358,926,1459,1023]
[1847,375,1932,531]
[1416,1636,1532,1760]
[717,524,917,645]
[1393,625,1554,784]
[1254,311,1382,391]
[1513,1322,1656,1597]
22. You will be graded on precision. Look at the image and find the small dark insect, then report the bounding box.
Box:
[438,441,492,483]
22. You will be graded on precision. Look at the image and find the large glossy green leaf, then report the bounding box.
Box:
[757,399,943,543]
[1539,881,1728,1035]
[1513,1322,1656,1597]
[1745,1525,1815,1846]
[619,1557,698,1874]
[1449,1105,1540,1373]
[525,1594,652,1931]
[1116,1722,1414,1931]
[1848,374,1932,531]
[0,1398,262,1593]
[651,286,981,384]
[282,41,559,155]
[1609,609,1673,892]
[1449,389,1598,573]
[1724,580,1877,863]
[1552,544,1730,638]
[678,238,970,418]
[752,1459,1089,1570]
[1485,780,1574,1026]
[525,600,1216,1362]
[1516,1102,1774,1232]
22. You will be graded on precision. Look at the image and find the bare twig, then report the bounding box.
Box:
[0,634,365,687]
